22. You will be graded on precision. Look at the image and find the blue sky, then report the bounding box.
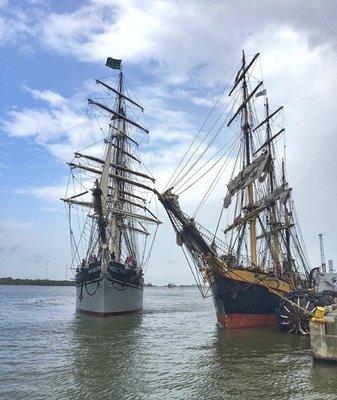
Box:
[1,0,337,283]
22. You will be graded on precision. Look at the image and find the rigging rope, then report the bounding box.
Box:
[192,139,240,216]
[165,67,239,191]
[171,100,233,190]
[174,119,239,193]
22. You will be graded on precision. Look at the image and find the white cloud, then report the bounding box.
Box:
[22,85,67,106]
[2,78,204,176]
[2,0,337,280]
[1,84,103,161]
[15,184,67,203]
[0,6,35,45]
[38,1,173,64]
[15,0,331,85]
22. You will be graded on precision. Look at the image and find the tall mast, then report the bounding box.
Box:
[97,77,123,272]
[282,159,292,270]
[110,71,125,262]
[241,50,257,266]
[265,97,281,271]
[62,58,161,274]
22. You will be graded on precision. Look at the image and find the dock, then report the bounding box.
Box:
[310,304,337,362]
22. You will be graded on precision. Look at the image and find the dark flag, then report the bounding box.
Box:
[105,57,122,70]
[255,89,267,98]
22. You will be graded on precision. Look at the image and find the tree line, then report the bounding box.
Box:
[0,277,75,286]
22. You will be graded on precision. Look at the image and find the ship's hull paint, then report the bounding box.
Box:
[211,270,283,329]
[78,308,140,317]
[217,313,277,328]
[76,276,143,315]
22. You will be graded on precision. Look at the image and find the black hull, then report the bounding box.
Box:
[211,271,280,328]
[76,261,143,287]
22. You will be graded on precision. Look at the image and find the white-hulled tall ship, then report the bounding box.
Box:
[62,58,161,316]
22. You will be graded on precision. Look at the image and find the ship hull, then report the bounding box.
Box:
[211,270,282,328]
[76,275,143,316]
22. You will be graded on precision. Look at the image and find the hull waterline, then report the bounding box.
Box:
[76,275,143,316]
[211,270,287,328]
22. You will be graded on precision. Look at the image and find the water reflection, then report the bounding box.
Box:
[68,313,145,400]
[310,358,337,399]
[2,286,337,400]
[190,325,337,400]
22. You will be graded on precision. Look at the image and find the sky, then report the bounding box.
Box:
[1,0,337,284]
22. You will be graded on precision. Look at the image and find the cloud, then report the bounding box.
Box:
[25,253,45,263]
[1,1,337,82]
[15,184,68,203]
[0,216,69,280]
[1,84,102,161]
[0,244,19,253]
[0,4,37,46]
[26,0,337,84]
[22,84,67,106]
[38,1,172,64]
[2,77,206,180]
[2,0,337,280]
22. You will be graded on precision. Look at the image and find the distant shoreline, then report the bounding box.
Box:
[0,277,75,286]
[0,277,198,287]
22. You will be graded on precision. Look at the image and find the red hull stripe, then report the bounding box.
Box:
[77,308,141,317]
[217,313,276,328]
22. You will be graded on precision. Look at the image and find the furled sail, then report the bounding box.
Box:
[223,152,269,208]
[254,185,292,208]
[62,64,160,274]
[154,50,311,309]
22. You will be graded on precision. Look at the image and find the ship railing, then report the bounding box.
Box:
[190,217,251,268]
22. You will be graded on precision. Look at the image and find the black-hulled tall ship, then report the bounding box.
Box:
[62,58,160,316]
[156,51,312,329]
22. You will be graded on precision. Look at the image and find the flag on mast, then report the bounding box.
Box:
[255,88,266,98]
[105,57,122,70]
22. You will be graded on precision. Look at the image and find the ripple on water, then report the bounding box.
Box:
[0,286,337,400]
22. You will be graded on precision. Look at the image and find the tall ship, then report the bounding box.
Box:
[62,58,160,316]
[156,51,313,329]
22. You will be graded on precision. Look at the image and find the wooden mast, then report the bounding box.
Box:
[63,58,161,280]
[110,71,124,262]
[241,50,257,266]
[282,159,292,271]
[265,97,281,272]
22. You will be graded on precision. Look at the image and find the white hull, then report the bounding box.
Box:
[76,276,143,315]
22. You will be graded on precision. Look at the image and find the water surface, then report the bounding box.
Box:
[0,286,336,399]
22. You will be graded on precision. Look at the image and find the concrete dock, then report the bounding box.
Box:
[310,305,337,362]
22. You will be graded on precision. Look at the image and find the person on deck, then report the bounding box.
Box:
[81,259,86,270]
[125,255,130,268]
[130,257,137,270]
[125,255,133,269]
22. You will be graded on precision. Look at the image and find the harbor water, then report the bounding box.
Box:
[0,285,336,400]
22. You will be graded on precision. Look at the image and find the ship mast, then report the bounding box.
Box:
[62,58,161,273]
[282,159,292,272]
[225,51,264,267]
[155,50,311,295]
[265,97,281,271]
[110,71,124,263]
[96,80,123,272]
[225,51,288,270]
[241,51,257,266]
